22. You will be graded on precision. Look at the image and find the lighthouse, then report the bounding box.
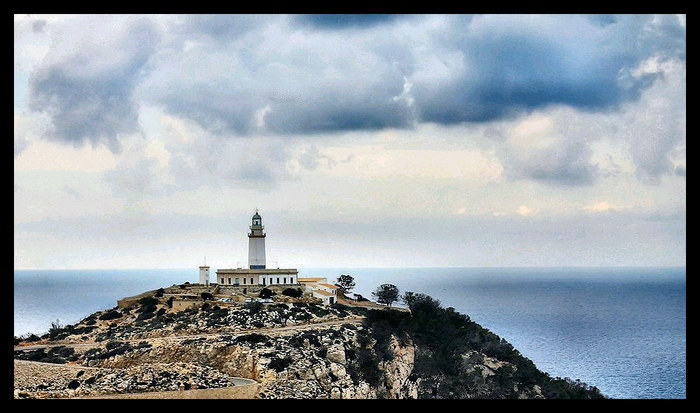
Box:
[248,210,266,269]
[216,210,298,287]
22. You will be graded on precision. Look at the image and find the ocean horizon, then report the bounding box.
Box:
[14,266,686,399]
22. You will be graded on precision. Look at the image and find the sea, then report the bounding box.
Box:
[14,266,685,399]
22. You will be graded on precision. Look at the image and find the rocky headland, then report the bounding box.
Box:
[14,283,606,399]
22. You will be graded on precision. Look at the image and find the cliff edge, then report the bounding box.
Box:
[14,285,605,399]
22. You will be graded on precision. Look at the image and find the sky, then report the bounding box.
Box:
[14,14,686,270]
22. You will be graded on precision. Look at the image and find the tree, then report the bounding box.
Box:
[335,274,356,296]
[372,284,399,307]
[401,291,441,313]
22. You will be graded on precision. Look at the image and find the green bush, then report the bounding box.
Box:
[282,288,304,298]
[268,356,293,372]
[245,301,263,314]
[259,288,275,299]
[98,310,122,320]
[138,296,159,306]
[137,311,155,321]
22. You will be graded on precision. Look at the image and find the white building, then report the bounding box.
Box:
[298,277,339,305]
[199,264,210,285]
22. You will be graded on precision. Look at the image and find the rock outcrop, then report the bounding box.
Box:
[14,286,605,399]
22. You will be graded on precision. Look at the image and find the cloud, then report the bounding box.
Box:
[27,16,161,151]
[295,14,407,29]
[134,14,685,139]
[517,205,538,216]
[622,57,686,183]
[17,14,685,189]
[31,19,46,33]
[584,201,618,213]
[62,185,83,200]
[495,112,599,186]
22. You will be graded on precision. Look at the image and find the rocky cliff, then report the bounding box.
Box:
[14,286,605,399]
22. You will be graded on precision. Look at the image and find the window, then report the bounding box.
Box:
[220,278,224,284]
[228,278,231,285]
[250,278,254,284]
[283,278,287,284]
[277,278,280,284]
[235,278,239,285]
[243,278,246,284]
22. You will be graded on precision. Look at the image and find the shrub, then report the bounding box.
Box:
[245,301,263,314]
[259,288,275,299]
[138,296,159,306]
[282,288,303,298]
[48,319,63,339]
[139,304,157,314]
[24,333,41,342]
[201,292,214,301]
[155,288,165,297]
[289,331,321,347]
[353,294,369,302]
[137,311,155,321]
[268,356,293,372]
[99,310,122,320]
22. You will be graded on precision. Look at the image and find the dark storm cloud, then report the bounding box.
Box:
[27,17,160,151]
[296,14,406,29]
[143,14,685,137]
[27,14,686,142]
[175,14,268,40]
[413,15,677,125]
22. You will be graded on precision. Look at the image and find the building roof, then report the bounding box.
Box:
[298,277,326,282]
[313,289,335,296]
[319,283,339,289]
[217,268,298,274]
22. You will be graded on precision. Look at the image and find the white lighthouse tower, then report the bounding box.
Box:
[248,210,266,269]
[199,257,210,285]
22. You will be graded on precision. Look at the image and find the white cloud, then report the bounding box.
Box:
[517,205,538,216]
[584,201,631,213]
